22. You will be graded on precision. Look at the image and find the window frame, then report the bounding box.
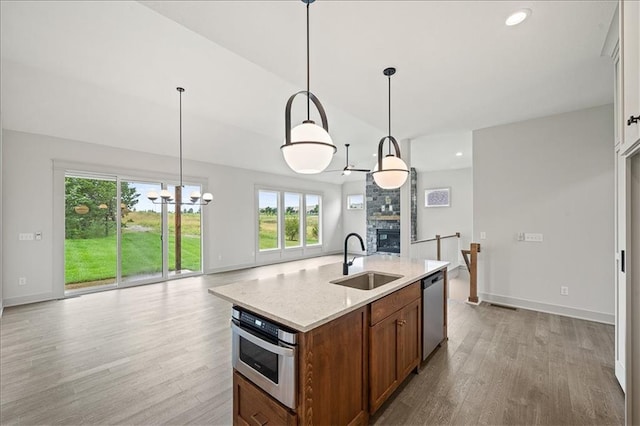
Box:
[257,189,282,252]
[256,187,323,254]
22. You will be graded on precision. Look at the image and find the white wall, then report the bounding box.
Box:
[2,130,343,306]
[0,114,3,314]
[412,167,472,268]
[473,104,614,323]
[342,179,366,254]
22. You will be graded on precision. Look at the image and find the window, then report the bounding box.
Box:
[305,194,321,245]
[284,193,302,248]
[258,190,279,250]
[258,189,322,252]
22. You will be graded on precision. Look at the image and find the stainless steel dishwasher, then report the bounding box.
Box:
[422,270,445,360]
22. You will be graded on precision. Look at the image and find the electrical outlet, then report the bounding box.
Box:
[517,232,525,241]
[19,277,27,286]
[35,231,42,241]
[560,286,569,296]
[480,232,486,240]
[218,254,222,261]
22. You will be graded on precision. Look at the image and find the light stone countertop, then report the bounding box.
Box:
[208,254,449,332]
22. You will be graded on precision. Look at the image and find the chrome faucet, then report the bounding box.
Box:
[343,233,365,275]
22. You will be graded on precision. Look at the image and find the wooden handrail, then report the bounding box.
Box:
[461,243,481,304]
[411,232,460,244]
[410,232,460,261]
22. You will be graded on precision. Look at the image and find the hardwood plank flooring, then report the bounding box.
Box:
[1,256,624,425]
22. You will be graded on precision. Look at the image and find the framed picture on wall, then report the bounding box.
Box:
[347,194,364,210]
[425,188,450,207]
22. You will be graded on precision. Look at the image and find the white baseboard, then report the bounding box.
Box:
[479,292,614,325]
[3,292,55,307]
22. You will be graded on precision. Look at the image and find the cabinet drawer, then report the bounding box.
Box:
[234,371,296,426]
[370,281,420,325]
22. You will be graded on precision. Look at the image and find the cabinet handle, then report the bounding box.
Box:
[628,115,640,126]
[397,319,407,326]
[251,412,269,426]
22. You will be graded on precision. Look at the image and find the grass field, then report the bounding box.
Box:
[259,214,319,250]
[65,211,201,286]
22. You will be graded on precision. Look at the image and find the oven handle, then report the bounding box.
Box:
[230,321,295,357]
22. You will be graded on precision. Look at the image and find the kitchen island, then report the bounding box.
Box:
[209,254,449,425]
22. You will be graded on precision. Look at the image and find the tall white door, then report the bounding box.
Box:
[615,151,627,391]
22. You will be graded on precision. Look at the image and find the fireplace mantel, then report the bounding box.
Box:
[368,215,400,221]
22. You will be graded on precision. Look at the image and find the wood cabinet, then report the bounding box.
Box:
[368,282,421,414]
[233,371,297,426]
[231,277,442,423]
[297,306,369,426]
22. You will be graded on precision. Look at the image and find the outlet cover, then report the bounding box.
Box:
[19,277,26,286]
[560,286,569,296]
[480,232,486,240]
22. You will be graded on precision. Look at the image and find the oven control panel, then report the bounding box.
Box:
[232,307,297,345]
[240,310,279,337]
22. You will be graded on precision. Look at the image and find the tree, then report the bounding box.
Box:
[65,177,140,239]
[285,216,299,241]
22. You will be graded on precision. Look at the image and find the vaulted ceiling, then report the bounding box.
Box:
[1,1,616,183]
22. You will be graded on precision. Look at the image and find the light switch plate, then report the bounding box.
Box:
[480,232,486,240]
[524,233,543,242]
[19,233,34,241]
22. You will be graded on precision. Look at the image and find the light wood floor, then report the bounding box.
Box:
[1,256,624,425]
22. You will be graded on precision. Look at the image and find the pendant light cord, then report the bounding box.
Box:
[179,88,183,188]
[306,1,310,121]
[388,74,392,155]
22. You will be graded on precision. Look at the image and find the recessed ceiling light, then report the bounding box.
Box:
[456,152,463,157]
[505,8,531,26]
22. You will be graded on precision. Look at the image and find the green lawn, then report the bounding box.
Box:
[259,214,319,249]
[65,231,201,285]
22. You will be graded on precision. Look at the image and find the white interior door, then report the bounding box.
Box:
[615,150,628,391]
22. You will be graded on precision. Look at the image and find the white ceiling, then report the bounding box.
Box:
[0,1,616,183]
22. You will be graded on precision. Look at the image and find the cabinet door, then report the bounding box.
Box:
[233,371,296,426]
[622,0,640,152]
[369,311,399,413]
[397,298,421,380]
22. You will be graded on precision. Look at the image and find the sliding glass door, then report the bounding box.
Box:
[64,175,118,291]
[64,173,203,294]
[120,180,164,283]
[168,183,202,277]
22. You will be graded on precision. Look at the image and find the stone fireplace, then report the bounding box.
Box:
[366,169,417,254]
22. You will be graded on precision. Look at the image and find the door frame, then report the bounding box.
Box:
[53,160,207,297]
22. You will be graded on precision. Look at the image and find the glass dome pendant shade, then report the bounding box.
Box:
[372,136,409,189]
[146,87,213,206]
[281,0,336,174]
[371,67,409,190]
[282,91,336,174]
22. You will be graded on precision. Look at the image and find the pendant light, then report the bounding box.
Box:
[146,87,213,205]
[281,0,336,174]
[372,67,409,190]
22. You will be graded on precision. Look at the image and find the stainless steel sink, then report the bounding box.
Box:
[330,271,404,290]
